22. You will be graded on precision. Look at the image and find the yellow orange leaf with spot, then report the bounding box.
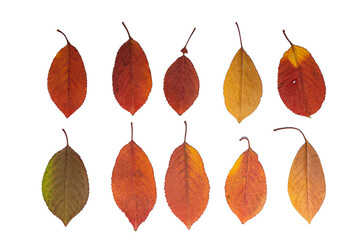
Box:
[278,30,326,117]
[225,137,267,224]
[274,127,326,223]
[224,23,262,123]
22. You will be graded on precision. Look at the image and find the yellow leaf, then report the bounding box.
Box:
[274,127,326,223]
[224,23,262,123]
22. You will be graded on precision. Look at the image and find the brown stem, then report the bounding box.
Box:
[57,29,69,44]
[274,127,307,142]
[240,137,250,149]
[122,22,131,39]
[181,28,196,54]
[235,22,243,48]
[184,121,188,143]
[282,30,293,46]
[131,122,133,141]
[62,129,69,146]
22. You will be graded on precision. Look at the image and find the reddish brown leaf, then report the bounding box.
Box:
[165,121,209,229]
[48,30,87,118]
[111,123,157,230]
[278,30,326,117]
[225,137,267,224]
[164,28,199,115]
[274,127,326,223]
[112,22,152,115]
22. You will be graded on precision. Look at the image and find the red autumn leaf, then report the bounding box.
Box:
[225,137,267,224]
[111,123,157,230]
[164,28,199,115]
[165,121,209,229]
[112,22,152,115]
[278,30,326,117]
[48,30,87,118]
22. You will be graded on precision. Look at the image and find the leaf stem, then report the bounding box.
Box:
[62,129,69,146]
[122,22,131,39]
[181,28,196,54]
[57,29,69,44]
[240,136,250,149]
[184,121,187,143]
[131,122,133,141]
[235,22,243,48]
[274,127,307,142]
[282,30,294,46]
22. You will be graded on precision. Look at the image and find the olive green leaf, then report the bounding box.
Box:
[42,129,89,226]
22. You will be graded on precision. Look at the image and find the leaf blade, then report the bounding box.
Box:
[48,34,87,118]
[225,141,267,223]
[42,145,89,226]
[278,44,326,117]
[224,48,262,123]
[288,141,326,223]
[112,35,152,115]
[164,55,199,115]
[165,142,209,229]
[111,140,157,230]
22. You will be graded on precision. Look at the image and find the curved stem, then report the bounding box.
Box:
[130,122,133,141]
[240,136,250,149]
[62,129,69,146]
[282,30,293,46]
[122,22,131,39]
[181,28,196,54]
[274,127,307,142]
[184,121,187,143]
[235,22,243,48]
[57,29,69,44]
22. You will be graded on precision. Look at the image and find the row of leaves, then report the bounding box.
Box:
[42,122,326,230]
[48,22,326,121]
[44,22,326,229]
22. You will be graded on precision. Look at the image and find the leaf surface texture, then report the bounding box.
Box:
[275,127,326,223]
[224,25,262,123]
[164,122,209,229]
[48,30,87,118]
[164,28,199,115]
[113,23,152,115]
[111,123,156,230]
[225,137,266,223]
[278,31,326,117]
[42,130,89,226]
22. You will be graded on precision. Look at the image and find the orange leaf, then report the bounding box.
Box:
[224,23,262,123]
[112,22,152,115]
[225,137,267,224]
[111,123,157,230]
[278,30,326,117]
[164,28,199,115]
[48,30,87,118]
[165,121,209,229]
[274,127,326,223]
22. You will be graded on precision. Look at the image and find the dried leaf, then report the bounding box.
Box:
[224,23,262,123]
[278,30,326,117]
[225,137,267,223]
[111,123,157,230]
[165,121,209,229]
[112,22,152,115]
[48,30,87,118]
[42,130,89,226]
[274,127,326,223]
[164,28,199,115]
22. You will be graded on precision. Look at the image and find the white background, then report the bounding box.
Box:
[1,0,360,239]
